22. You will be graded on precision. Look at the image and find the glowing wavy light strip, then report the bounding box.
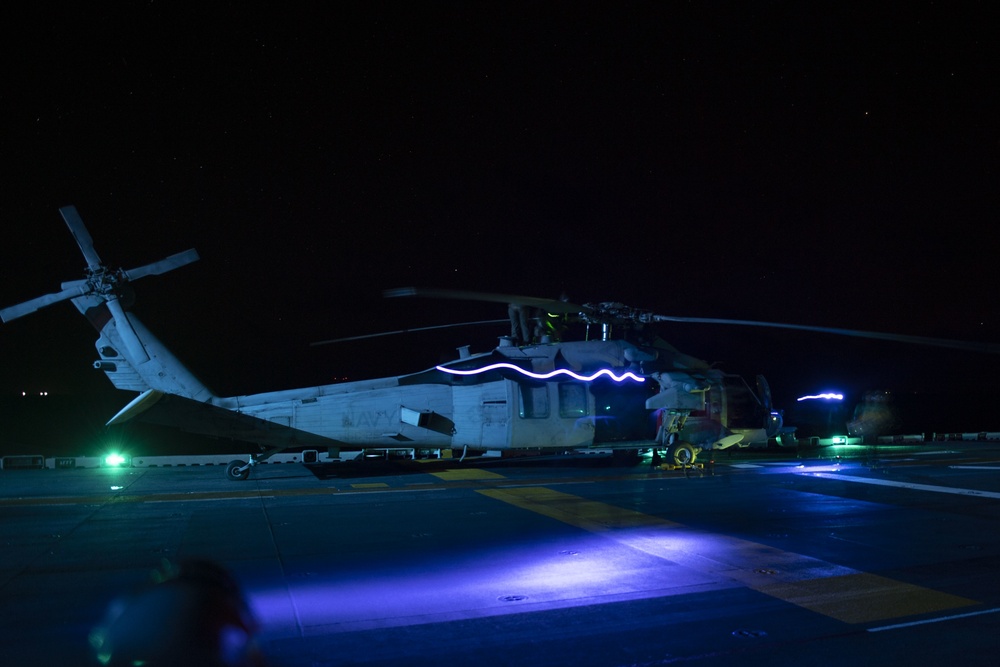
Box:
[797,393,844,402]
[436,362,645,383]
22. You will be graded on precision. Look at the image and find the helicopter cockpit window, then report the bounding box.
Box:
[558,382,588,419]
[723,376,760,427]
[518,383,550,419]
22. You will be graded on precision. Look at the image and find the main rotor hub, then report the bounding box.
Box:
[580,302,654,326]
[84,266,127,300]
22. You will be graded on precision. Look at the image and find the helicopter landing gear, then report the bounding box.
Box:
[226,460,251,481]
[225,447,286,481]
[666,441,699,467]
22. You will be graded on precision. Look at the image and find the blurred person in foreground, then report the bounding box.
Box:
[90,559,266,666]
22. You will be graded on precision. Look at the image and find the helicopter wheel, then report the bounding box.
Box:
[226,460,251,481]
[667,442,698,467]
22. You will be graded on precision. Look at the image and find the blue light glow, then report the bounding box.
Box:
[796,393,844,402]
[436,363,645,383]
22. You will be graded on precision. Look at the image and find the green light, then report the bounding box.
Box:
[104,453,127,467]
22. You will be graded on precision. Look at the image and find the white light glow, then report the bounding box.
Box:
[436,363,645,383]
[797,393,844,401]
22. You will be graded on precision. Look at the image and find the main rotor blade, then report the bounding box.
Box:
[311,319,508,346]
[651,314,1000,354]
[105,297,150,363]
[60,205,103,271]
[0,280,89,323]
[384,287,586,315]
[124,248,200,281]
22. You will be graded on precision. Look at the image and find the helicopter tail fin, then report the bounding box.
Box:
[79,294,215,404]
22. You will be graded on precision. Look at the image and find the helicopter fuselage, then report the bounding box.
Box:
[101,333,775,461]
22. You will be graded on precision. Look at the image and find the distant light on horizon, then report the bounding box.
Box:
[797,393,844,402]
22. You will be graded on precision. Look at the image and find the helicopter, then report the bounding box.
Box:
[3,207,996,480]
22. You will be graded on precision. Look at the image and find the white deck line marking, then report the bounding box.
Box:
[810,472,1000,499]
[868,607,1000,632]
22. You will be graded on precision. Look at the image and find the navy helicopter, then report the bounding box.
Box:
[3,207,995,480]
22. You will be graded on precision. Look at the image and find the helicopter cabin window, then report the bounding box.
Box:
[558,382,588,419]
[518,383,550,419]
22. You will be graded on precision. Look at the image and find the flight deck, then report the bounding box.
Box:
[2,444,1000,666]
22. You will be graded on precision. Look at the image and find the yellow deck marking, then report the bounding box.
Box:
[478,487,976,624]
[350,482,389,489]
[756,573,973,624]
[430,468,507,481]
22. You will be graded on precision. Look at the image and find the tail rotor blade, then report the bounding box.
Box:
[0,280,89,323]
[125,249,200,281]
[2,206,199,341]
[59,205,102,270]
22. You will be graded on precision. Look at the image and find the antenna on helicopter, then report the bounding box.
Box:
[310,319,508,346]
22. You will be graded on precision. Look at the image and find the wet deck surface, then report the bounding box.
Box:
[3,444,1000,666]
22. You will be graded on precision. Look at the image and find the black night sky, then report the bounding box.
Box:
[2,3,998,437]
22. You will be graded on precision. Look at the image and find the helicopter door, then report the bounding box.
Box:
[510,381,595,450]
[480,400,508,447]
[451,382,511,449]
